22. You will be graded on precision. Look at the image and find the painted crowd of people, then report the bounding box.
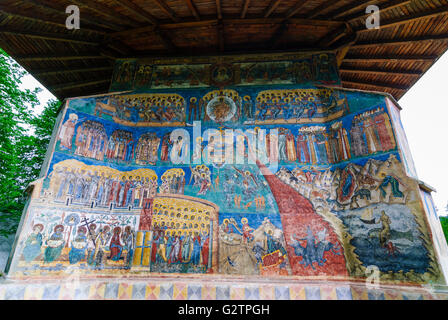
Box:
[105,130,135,163]
[49,166,158,208]
[107,94,185,123]
[22,222,136,269]
[150,229,210,269]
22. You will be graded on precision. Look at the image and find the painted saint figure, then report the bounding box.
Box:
[58,113,79,150]
[44,225,65,263]
[22,224,44,263]
[69,227,88,264]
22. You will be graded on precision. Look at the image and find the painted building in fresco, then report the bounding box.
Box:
[6,51,448,286]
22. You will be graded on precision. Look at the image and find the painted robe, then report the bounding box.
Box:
[22,232,43,262]
[58,118,76,150]
[69,233,87,264]
[44,231,65,263]
[296,134,311,163]
[374,113,396,151]
[285,133,297,162]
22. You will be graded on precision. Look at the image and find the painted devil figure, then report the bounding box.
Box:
[289,227,341,270]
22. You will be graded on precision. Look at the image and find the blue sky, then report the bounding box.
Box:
[18,53,448,215]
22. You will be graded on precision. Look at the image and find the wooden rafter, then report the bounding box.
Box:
[305,0,341,19]
[217,20,224,52]
[15,54,109,62]
[323,0,378,20]
[154,26,176,51]
[285,0,308,19]
[318,23,351,48]
[184,0,201,21]
[216,0,222,20]
[70,0,140,28]
[340,67,421,77]
[51,79,111,92]
[343,55,437,63]
[34,66,113,77]
[0,26,102,45]
[344,0,411,22]
[241,0,251,19]
[23,0,123,31]
[356,5,448,33]
[109,0,158,25]
[0,5,106,35]
[153,0,179,22]
[264,0,282,18]
[342,79,407,91]
[335,32,358,67]
[269,22,289,48]
[352,34,448,48]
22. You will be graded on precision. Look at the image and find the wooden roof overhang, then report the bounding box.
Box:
[0,0,447,100]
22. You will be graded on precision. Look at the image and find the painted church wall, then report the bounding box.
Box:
[6,53,445,286]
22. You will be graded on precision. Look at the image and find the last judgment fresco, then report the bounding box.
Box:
[7,52,444,285]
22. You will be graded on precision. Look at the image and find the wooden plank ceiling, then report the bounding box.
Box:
[0,0,447,100]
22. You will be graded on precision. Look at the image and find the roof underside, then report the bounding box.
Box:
[1,0,448,100]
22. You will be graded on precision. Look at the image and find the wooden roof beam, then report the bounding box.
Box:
[343,55,437,62]
[0,26,103,46]
[344,0,411,22]
[153,0,179,22]
[285,0,308,19]
[109,0,158,25]
[305,0,341,19]
[0,5,106,35]
[318,23,351,48]
[14,53,109,62]
[51,79,111,92]
[108,17,344,41]
[34,66,113,77]
[216,0,222,20]
[340,67,421,77]
[356,5,448,33]
[269,22,289,48]
[217,20,224,52]
[23,0,123,31]
[322,0,378,20]
[264,0,282,18]
[241,0,250,19]
[70,0,140,28]
[184,0,201,21]
[342,79,407,91]
[352,34,448,48]
[335,32,358,66]
[154,27,176,52]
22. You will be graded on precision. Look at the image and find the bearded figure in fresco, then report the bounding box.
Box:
[44,225,65,263]
[58,113,79,150]
[22,224,44,263]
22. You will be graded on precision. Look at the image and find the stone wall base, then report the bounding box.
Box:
[1,278,448,300]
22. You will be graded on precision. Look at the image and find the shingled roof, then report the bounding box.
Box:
[1,0,447,100]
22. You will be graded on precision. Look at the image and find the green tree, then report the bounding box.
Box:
[0,48,60,236]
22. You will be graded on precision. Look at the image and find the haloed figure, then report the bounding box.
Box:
[22,224,44,263]
[69,227,88,264]
[44,225,65,263]
[109,227,123,261]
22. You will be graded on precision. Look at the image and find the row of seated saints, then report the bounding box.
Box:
[57,109,395,166]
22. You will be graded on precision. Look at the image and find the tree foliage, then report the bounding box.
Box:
[0,48,60,237]
[440,216,448,244]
